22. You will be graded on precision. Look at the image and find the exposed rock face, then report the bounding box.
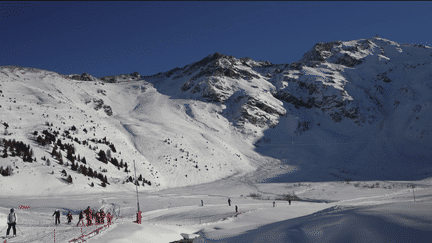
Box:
[92,98,112,116]
[100,72,142,83]
[143,37,432,134]
[68,73,98,81]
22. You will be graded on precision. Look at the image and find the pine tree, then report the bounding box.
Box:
[138,174,143,181]
[98,173,103,181]
[98,150,107,164]
[67,148,74,163]
[71,162,77,171]
[2,147,7,158]
[67,175,73,184]
[5,165,12,176]
[101,181,106,187]
[46,159,51,166]
[112,157,118,167]
[82,157,86,164]
[58,152,63,165]
[51,146,58,158]
[90,182,94,187]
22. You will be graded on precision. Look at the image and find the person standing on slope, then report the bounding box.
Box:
[100,209,105,224]
[6,208,17,238]
[235,205,238,213]
[107,212,112,226]
[76,211,84,227]
[52,210,61,225]
[95,211,100,225]
[84,206,92,226]
[66,210,73,224]
[228,198,231,206]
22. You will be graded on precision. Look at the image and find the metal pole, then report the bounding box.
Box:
[412,185,416,202]
[16,225,24,235]
[133,160,140,212]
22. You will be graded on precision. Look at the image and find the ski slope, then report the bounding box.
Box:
[1,176,431,242]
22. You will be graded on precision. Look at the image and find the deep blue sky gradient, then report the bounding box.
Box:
[1,1,431,77]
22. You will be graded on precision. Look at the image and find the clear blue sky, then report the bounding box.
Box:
[1,1,431,77]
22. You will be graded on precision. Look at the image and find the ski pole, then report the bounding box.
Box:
[0,225,6,233]
[16,225,24,235]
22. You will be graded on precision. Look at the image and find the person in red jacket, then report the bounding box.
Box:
[96,211,101,225]
[107,212,113,226]
[100,210,105,224]
[84,206,92,226]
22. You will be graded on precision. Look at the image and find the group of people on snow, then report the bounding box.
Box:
[51,207,112,227]
[200,198,292,214]
[79,206,112,227]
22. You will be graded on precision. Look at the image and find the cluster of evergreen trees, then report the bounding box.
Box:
[125,174,151,186]
[0,165,12,176]
[97,149,130,172]
[61,169,73,184]
[31,127,149,187]
[1,138,34,162]
[70,162,108,186]
[89,136,116,152]
[138,174,152,186]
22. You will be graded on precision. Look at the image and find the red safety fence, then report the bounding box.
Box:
[68,217,119,243]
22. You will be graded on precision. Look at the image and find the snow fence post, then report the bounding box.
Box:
[411,184,416,202]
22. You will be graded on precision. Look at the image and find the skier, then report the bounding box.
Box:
[100,210,105,224]
[76,211,84,227]
[66,210,73,224]
[289,199,291,205]
[107,212,112,226]
[235,205,238,213]
[96,211,101,225]
[228,198,231,206]
[201,200,203,206]
[52,210,61,225]
[273,201,275,207]
[84,206,92,226]
[6,208,17,238]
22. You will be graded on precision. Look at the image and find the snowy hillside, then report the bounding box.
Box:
[0,64,267,195]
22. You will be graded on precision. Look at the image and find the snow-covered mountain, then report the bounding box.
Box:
[1,37,432,196]
[142,37,432,183]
